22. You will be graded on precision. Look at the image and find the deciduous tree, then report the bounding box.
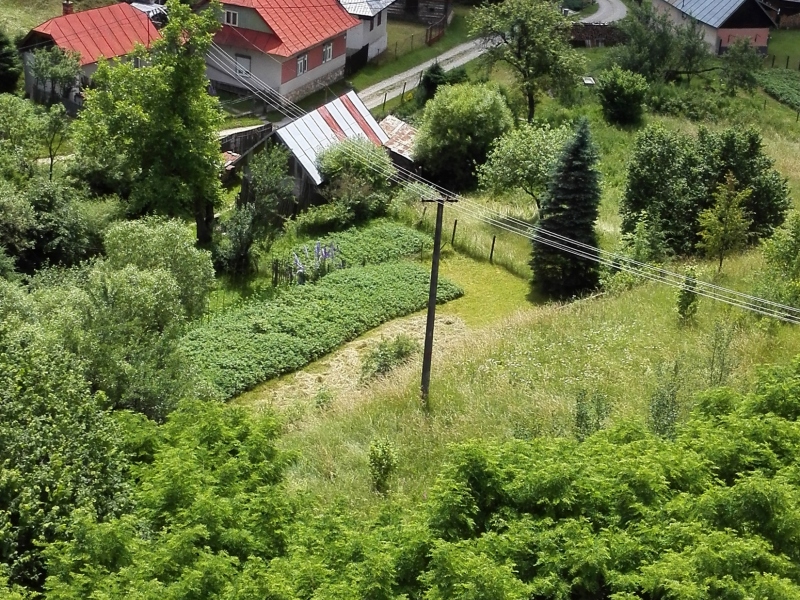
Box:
[73,0,223,245]
[531,118,601,299]
[721,38,762,95]
[29,47,80,105]
[469,0,583,121]
[697,173,752,272]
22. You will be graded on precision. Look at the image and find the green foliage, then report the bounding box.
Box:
[0,301,129,588]
[103,218,215,319]
[676,266,699,325]
[181,262,463,399]
[757,213,800,308]
[697,173,752,272]
[596,66,649,125]
[531,118,601,299]
[574,389,609,441]
[0,95,41,179]
[215,203,257,275]
[248,144,295,228]
[416,62,469,108]
[317,138,396,226]
[705,318,736,387]
[0,29,21,94]
[29,47,80,105]
[361,334,420,381]
[44,400,290,598]
[73,0,223,244]
[757,68,800,111]
[721,38,762,95]
[469,0,583,121]
[622,124,789,255]
[38,104,68,181]
[476,122,571,204]
[368,439,398,494]
[415,83,513,189]
[648,361,681,438]
[276,220,431,274]
[646,81,729,121]
[314,387,334,410]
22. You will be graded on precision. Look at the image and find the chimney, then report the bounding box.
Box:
[62,0,74,15]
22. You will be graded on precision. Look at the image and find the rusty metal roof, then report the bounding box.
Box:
[276,91,388,185]
[379,115,416,162]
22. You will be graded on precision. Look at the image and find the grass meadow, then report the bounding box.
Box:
[234,53,800,514]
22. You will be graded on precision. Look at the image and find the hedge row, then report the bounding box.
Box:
[274,220,432,270]
[182,261,463,399]
[758,70,800,111]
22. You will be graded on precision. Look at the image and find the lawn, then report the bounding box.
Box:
[349,5,474,90]
[386,19,428,56]
[1,0,112,34]
[767,29,800,67]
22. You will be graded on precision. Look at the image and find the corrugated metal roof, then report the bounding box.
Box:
[276,90,389,185]
[380,115,416,161]
[29,3,160,67]
[667,0,747,28]
[339,0,397,18]
[219,0,360,57]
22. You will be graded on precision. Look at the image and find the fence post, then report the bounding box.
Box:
[382,92,387,112]
[772,54,776,67]
[395,41,398,58]
[411,34,414,50]
[490,235,496,264]
[451,219,458,245]
[401,81,407,102]
[787,55,790,69]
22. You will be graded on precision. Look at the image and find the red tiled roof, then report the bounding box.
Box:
[214,24,282,54]
[220,0,359,57]
[30,3,160,67]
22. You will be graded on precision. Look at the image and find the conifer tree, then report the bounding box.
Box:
[0,29,21,94]
[531,118,600,299]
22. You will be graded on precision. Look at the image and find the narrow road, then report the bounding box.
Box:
[358,0,628,110]
[580,0,627,24]
[358,39,487,109]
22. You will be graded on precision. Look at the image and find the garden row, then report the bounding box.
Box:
[758,69,800,112]
[182,261,463,399]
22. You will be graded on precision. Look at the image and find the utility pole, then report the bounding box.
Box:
[420,195,455,410]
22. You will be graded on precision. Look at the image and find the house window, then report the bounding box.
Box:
[377,11,382,25]
[322,42,333,63]
[133,56,143,68]
[235,54,251,77]
[297,53,308,76]
[224,10,238,26]
[370,16,374,31]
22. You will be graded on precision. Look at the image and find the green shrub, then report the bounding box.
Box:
[596,66,649,124]
[181,262,463,399]
[574,389,609,441]
[757,69,800,111]
[369,439,398,494]
[676,266,699,325]
[361,334,420,381]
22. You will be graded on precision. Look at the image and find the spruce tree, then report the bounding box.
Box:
[0,30,21,94]
[531,118,601,299]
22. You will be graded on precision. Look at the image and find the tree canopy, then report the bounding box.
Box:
[469,0,583,121]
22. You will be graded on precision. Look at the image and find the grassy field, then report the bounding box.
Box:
[767,29,800,65]
[229,57,800,513]
[350,6,473,90]
[386,18,428,53]
[1,0,112,34]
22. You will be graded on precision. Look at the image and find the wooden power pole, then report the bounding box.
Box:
[420,196,455,410]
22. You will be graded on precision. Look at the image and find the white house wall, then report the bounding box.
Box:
[345,11,387,59]
[207,43,283,92]
[279,52,346,98]
[652,0,719,50]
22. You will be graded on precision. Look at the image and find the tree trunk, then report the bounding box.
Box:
[194,198,214,246]
[526,88,535,123]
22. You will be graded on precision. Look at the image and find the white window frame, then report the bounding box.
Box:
[235,54,251,78]
[224,10,238,26]
[297,53,308,76]
[322,42,333,63]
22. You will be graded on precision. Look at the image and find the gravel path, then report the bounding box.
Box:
[580,0,628,23]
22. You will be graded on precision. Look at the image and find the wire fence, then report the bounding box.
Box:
[377,13,451,64]
[764,54,800,70]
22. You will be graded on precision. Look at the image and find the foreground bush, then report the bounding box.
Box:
[182,262,463,399]
[596,66,649,124]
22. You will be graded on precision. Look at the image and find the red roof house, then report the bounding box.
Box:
[21,2,160,105]
[203,0,360,102]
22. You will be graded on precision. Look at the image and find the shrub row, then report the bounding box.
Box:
[274,220,432,270]
[182,261,463,399]
[758,69,800,111]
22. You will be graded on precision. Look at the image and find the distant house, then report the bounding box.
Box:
[202,0,360,102]
[652,0,776,53]
[20,1,160,105]
[339,0,396,61]
[273,90,389,202]
[387,0,451,25]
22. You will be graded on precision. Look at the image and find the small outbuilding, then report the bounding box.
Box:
[379,114,417,172]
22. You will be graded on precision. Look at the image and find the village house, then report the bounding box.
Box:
[652,0,776,53]
[202,0,359,103]
[20,1,160,106]
[339,0,396,62]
